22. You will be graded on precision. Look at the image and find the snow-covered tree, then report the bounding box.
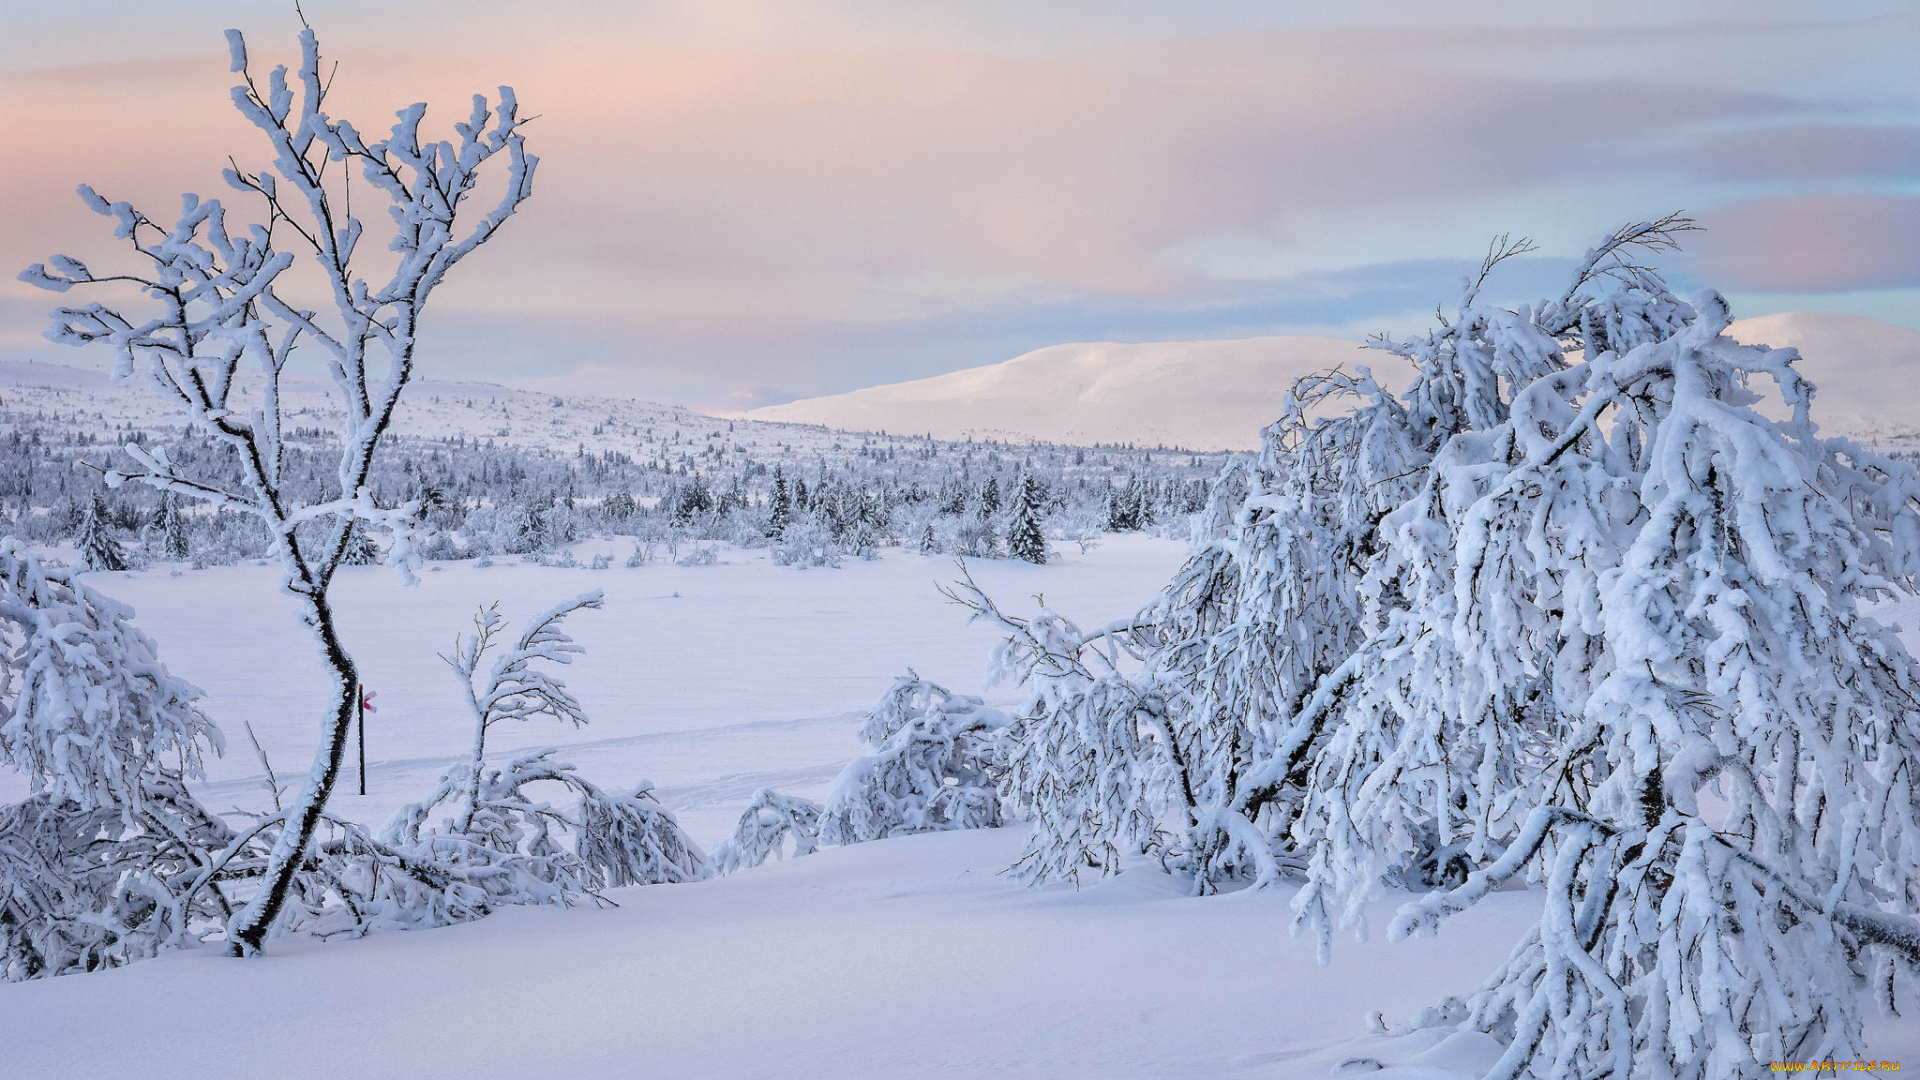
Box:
[954,218,1920,1074]
[338,520,380,566]
[20,24,537,954]
[947,571,1180,882]
[153,493,192,561]
[766,465,791,539]
[73,492,128,573]
[1006,473,1048,564]
[1291,252,1920,1079]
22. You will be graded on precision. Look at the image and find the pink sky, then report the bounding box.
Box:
[4,0,1916,405]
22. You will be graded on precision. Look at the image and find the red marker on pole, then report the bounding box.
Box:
[357,685,376,796]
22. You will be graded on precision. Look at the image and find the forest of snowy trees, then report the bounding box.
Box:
[0,402,1218,571]
[4,17,1919,1080]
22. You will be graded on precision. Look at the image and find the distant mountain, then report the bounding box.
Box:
[1724,311,1920,445]
[748,312,1919,452]
[748,336,1395,452]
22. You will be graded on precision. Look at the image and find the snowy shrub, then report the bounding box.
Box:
[0,539,219,811]
[714,672,1010,876]
[819,671,1008,846]
[0,540,230,979]
[465,503,541,556]
[0,777,236,980]
[381,750,703,901]
[770,519,842,568]
[416,531,468,562]
[710,789,824,876]
[952,578,1181,883]
[385,592,705,901]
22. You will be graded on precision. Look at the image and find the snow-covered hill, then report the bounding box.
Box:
[1726,310,1920,447]
[749,336,1395,452]
[0,360,753,460]
[747,312,1920,452]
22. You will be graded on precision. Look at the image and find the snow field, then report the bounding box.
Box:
[2,537,1918,1077]
[0,535,1190,849]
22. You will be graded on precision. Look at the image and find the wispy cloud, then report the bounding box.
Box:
[2,1,1914,404]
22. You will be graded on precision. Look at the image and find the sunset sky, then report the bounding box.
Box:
[3,0,1915,407]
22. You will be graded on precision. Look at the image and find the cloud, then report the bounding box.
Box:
[1694,195,1920,294]
[1,4,1914,404]
[1682,125,1920,182]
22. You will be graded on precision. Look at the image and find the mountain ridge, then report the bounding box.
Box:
[745,311,1920,452]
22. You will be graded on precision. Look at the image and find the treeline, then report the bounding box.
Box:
[4,412,1221,569]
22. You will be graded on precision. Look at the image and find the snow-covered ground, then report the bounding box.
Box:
[0,536,1188,846]
[3,537,1919,1078]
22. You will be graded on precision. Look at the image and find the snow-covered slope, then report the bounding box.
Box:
[748,312,1920,453]
[750,336,1399,452]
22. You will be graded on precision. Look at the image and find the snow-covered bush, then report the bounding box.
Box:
[770,518,842,568]
[381,750,703,900]
[710,789,824,876]
[818,671,1008,846]
[379,591,705,903]
[0,539,218,811]
[713,671,1011,875]
[0,540,230,979]
[950,577,1180,882]
[0,777,235,980]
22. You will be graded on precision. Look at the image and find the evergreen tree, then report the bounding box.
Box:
[977,476,1001,519]
[1007,473,1048,564]
[339,520,381,566]
[73,492,128,572]
[918,521,939,555]
[153,493,192,561]
[766,465,791,539]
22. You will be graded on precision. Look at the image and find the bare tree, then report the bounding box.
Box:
[19,23,537,954]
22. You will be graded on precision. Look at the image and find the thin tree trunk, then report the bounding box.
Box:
[226,589,358,954]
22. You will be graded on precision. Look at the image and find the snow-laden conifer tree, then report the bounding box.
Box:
[154,493,192,562]
[73,492,129,573]
[338,520,380,566]
[1006,473,1048,564]
[20,23,537,954]
[766,465,792,539]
